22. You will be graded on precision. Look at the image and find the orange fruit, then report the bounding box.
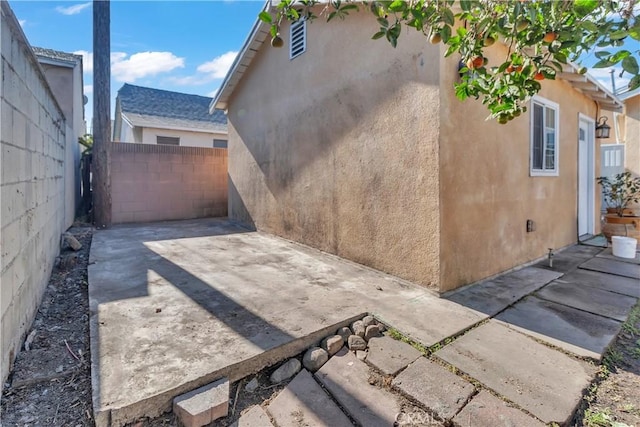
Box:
[543,32,557,43]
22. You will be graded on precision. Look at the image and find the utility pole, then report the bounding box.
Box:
[92,0,112,227]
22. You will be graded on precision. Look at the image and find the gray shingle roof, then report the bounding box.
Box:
[32,47,82,64]
[118,84,227,132]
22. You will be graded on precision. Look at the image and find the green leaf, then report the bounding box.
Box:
[593,59,613,68]
[377,17,389,27]
[441,25,451,42]
[622,56,639,75]
[595,51,611,59]
[573,0,598,17]
[258,11,273,24]
[372,31,385,40]
[442,8,455,26]
[270,25,278,38]
[553,52,567,64]
[341,4,358,11]
[609,30,628,40]
[629,75,640,90]
[610,50,630,63]
[629,21,640,41]
[580,21,598,32]
[460,0,471,12]
[389,0,405,12]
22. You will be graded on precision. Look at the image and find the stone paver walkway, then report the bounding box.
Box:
[88,220,639,426]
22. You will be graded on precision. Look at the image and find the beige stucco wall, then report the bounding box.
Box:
[624,94,639,177]
[438,44,599,292]
[110,143,228,223]
[227,12,442,288]
[1,2,70,383]
[138,126,227,149]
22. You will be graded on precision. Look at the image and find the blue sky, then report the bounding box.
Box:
[12,1,636,132]
[13,1,264,130]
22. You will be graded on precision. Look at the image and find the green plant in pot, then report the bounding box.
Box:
[597,172,640,242]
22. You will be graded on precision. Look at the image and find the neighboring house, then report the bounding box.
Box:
[32,46,84,227]
[113,84,227,148]
[211,6,623,294]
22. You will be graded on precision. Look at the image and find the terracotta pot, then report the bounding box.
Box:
[602,214,640,242]
[606,207,634,216]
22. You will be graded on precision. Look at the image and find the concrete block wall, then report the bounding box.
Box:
[111,142,228,223]
[1,2,68,383]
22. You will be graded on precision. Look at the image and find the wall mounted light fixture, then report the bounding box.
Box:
[595,116,611,139]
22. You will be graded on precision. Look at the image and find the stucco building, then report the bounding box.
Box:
[113,84,227,148]
[211,7,623,293]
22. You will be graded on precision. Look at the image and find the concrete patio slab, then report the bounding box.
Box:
[392,357,475,421]
[452,390,545,427]
[596,247,640,265]
[554,269,640,298]
[88,219,484,426]
[535,245,602,273]
[230,406,273,427]
[266,369,352,427]
[315,348,401,427]
[446,267,562,317]
[365,335,423,376]
[579,257,640,279]
[495,296,622,360]
[536,280,638,322]
[436,320,597,425]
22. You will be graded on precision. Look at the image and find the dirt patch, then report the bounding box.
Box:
[1,226,94,426]
[574,301,640,427]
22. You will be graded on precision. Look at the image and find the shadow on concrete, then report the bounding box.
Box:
[445,244,639,362]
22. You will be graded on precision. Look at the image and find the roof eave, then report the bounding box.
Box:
[210,1,271,113]
[559,62,624,112]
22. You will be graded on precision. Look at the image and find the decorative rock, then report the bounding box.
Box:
[244,377,259,392]
[356,350,368,361]
[303,347,329,372]
[351,320,365,337]
[322,335,344,356]
[270,359,301,384]
[362,315,376,328]
[364,325,381,341]
[348,335,367,351]
[378,323,387,332]
[64,233,82,251]
[336,327,352,342]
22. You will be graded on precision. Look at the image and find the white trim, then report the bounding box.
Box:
[530,95,560,177]
[578,113,596,236]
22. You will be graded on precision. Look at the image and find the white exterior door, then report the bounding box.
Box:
[578,116,595,237]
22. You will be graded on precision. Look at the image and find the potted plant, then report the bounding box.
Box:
[597,172,640,242]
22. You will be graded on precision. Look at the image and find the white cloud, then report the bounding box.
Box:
[169,51,238,86]
[207,88,219,98]
[197,51,238,79]
[84,84,93,95]
[18,19,26,27]
[587,66,630,93]
[74,50,93,73]
[111,51,185,82]
[56,2,91,15]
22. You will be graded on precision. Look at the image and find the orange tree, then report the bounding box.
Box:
[260,0,639,123]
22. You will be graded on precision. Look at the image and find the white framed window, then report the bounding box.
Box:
[157,136,180,146]
[289,19,306,60]
[530,96,559,176]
